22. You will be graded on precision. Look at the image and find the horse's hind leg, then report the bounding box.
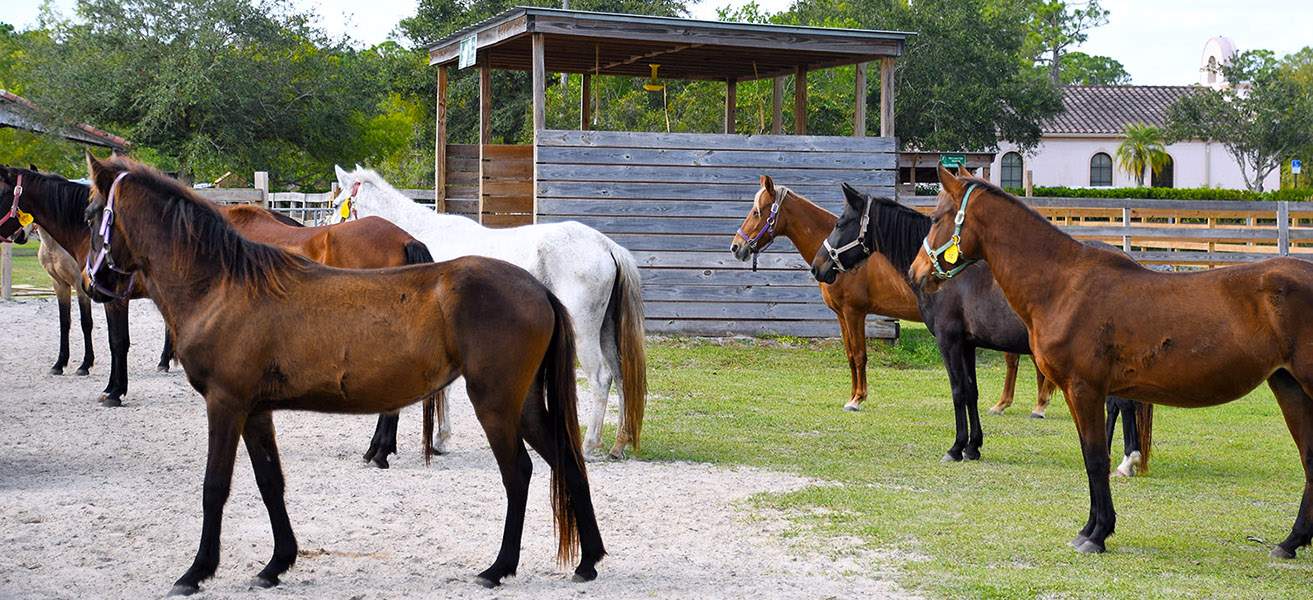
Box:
[577,331,614,459]
[1033,360,1056,418]
[1267,369,1313,559]
[363,412,399,469]
[1065,382,1115,553]
[50,281,72,375]
[988,352,1020,415]
[74,290,94,375]
[158,329,175,372]
[469,391,532,587]
[242,411,298,588]
[170,405,245,596]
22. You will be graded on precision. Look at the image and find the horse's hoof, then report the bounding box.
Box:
[49,367,64,376]
[607,448,627,461]
[1075,540,1105,554]
[1029,412,1045,419]
[167,584,199,596]
[474,576,499,589]
[428,444,448,456]
[964,450,981,461]
[249,575,278,588]
[371,455,390,469]
[1070,534,1089,548]
[100,396,123,408]
[75,368,90,376]
[842,402,862,412]
[941,453,963,463]
[1271,545,1297,559]
[572,570,598,583]
[157,364,171,373]
[986,407,1004,416]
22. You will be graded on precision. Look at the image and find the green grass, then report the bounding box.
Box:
[6,237,51,289]
[634,325,1312,598]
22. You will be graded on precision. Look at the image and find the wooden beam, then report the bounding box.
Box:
[532,33,546,133]
[479,62,492,144]
[879,57,895,139]
[724,79,736,134]
[580,73,592,130]
[600,43,703,71]
[771,76,784,134]
[435,66,448,213]
[853,62,867,137]
[793,66,807,135]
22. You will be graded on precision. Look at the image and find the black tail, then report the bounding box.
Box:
[404,240,434,265]
[544,291,589,566]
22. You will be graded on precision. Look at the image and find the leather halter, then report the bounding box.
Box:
[820,194,874,274]
[921,183,980,280]
[736,186,788,271]
[84,172,137,299]
[0,174,30,242]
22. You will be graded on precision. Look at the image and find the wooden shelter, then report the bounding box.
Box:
[428,7,912,337]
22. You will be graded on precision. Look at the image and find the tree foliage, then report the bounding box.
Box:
[1167,49,1313,192]
[1022,0,1109,85]
[1058,51,1129,85]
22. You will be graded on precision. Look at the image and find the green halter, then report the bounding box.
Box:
[921,183,979,280]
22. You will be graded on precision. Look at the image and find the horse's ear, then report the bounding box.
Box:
[937,164,964,199]
[760,175,775,196]
[334,164,350,185]
[841,182,865,207]
[85,151,113,194]
[28,164,39,172]
[956,165,971,178]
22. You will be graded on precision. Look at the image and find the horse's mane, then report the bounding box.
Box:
[862,192,931,274]
[102,157,308,295]
[4,167,91,230]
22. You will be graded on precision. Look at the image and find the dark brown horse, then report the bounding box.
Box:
[1,166,432,467]
[911,165,1313,557]
[81,155,603,595]
[731,176,1051,417]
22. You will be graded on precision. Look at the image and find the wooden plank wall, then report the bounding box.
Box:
[480,144,534,227]
[534,129,898,338]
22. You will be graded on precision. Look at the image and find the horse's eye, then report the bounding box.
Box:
[753,208,760,217]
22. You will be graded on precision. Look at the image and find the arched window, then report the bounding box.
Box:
[1090,153,1113,187]
[1151,155,1174,188]
[1001,152,1023,189]
[1207,56,1218,84]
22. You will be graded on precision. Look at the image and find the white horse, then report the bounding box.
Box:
[334,166,647,459]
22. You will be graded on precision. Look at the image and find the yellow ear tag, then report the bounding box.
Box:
[338,197,352,220]
[17,210,33,227]
[943,242,960,265]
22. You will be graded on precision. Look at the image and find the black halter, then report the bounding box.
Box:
[821,195,874,273]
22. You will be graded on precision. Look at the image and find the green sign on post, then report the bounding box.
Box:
[940,154,966,168]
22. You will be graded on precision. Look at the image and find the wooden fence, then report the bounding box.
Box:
[534,129,899,338]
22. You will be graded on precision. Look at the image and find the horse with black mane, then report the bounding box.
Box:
[911,165,1313,557]
[809,176,1151,467]
[80,155,604,594]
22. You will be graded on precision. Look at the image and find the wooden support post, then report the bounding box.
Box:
[253,171,269,208]
[879,57,895,138]
[435,66,448,213]
[853,62,867,137]
[793,66,807,135]
[724,78,736,134]
[771,76,784,134]
[1,242,11,301]
[580,73,592,130]
[1024,169,1034,197]
[479,63,492,144]
[1279,201,1291,256]
[531,34,546,133]
[982,164,991,181]
[1121,207,1132,252]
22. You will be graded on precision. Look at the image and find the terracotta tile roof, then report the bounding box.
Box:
[0,89,131,150]
[1044,85,1200,135]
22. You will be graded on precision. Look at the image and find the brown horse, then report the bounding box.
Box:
[912,165,1313,557]
[731,176,1051,415]
[81,155,604,595]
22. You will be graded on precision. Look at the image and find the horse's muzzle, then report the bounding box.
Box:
[731,242,751,262]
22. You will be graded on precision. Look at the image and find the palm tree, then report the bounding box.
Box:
[1116,124,1171,187]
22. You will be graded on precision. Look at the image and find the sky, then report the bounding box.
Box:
[7,0,1312,86]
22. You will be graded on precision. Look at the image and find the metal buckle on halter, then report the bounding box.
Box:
[85,172,137,299]
[821,195,873,274]
[736,186,788,272]
[923,183,980,280]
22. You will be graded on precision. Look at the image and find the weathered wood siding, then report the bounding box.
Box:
[534,129,898,338]
[480,144,534,227]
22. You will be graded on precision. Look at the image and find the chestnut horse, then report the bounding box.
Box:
[1,166,432,467]
[731,176,1049,418]
[911,165,1313,557]
[81,156,603,595]
[810,181,1151,466]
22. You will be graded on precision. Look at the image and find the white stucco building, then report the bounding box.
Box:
[988,37,1278,191]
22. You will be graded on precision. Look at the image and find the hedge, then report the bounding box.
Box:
[913,183,1313,201]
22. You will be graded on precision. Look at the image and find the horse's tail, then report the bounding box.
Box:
[607,244,647,452]
[403,239,434,265]
[1135,401,1154,474]
[544,291,588,566]
[421,390,444,466]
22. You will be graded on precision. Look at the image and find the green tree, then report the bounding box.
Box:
[25,0,393,188]
[1167,49,1313,192]
[1023,0,1109,85]
[1115,124,1169,186]
[1058,51,1130,85]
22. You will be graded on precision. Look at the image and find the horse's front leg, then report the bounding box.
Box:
[1065,381,1114,553]
[839,307,867,411]
[170,403,246,595]
[988,352,1020,415]
[100,299,130,407]
[75,291,95,375]
[242,411,298,588]
[961,346,983,460]
[51,282,72,375]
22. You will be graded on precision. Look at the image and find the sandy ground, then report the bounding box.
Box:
[0,298,912,600]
